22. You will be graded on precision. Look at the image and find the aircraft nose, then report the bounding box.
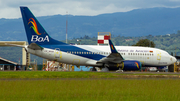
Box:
[171,56,177,63]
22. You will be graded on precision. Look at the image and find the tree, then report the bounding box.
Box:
[132,39,155,48]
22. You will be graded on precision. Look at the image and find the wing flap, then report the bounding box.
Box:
[98,53,123,64]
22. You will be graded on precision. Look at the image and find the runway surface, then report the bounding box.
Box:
[113,71,180,74]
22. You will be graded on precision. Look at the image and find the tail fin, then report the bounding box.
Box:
[20,6,67,45]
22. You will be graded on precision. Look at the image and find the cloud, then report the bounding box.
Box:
[1,0,180,19]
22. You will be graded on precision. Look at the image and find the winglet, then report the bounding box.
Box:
[109,39,118,53]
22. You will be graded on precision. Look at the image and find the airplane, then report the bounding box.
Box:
[10,6,177,71]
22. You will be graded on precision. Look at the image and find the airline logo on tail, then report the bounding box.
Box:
[111,45,114,50]
[28,18,41,35]
[135,62,139,69]
[28,18,49,42]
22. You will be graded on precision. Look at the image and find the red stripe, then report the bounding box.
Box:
[98,40,104,44]
[104,35,110,40]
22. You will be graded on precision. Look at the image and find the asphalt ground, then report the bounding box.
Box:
[114,71,180,74]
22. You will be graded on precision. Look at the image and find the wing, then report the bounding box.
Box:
[97,40,124,64]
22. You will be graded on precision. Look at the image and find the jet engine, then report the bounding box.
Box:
[119,60,142,70]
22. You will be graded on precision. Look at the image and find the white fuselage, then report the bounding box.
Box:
[25,45,176,67]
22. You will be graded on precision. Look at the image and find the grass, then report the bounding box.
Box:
[0,71,179,79]
[0,79,180,101]
[0,71,180,101]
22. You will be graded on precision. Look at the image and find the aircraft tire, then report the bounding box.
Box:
[90,67,97,71]
[101,67,109,72]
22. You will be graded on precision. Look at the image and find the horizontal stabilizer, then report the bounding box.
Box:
[28,43,43,50]
[4,43,25,48]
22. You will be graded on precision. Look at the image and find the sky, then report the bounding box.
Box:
[1,0,180,19]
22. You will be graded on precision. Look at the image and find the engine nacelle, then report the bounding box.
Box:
[120,60,141,70]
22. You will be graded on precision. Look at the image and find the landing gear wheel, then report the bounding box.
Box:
[90,67,97,71]
[101,64,109,72]
[101,67,109,72]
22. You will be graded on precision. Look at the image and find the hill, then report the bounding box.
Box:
[1,7,180,41]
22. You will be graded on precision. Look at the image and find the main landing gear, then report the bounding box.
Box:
[101,64,109,72]
[90,67,97,71]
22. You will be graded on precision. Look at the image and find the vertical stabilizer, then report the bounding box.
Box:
[20,7,67,45]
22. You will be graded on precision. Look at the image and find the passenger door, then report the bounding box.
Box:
[54,48,62,58]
